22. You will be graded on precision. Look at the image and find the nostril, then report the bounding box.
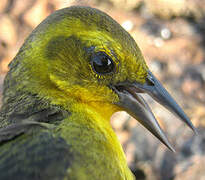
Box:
[146,78,155,86]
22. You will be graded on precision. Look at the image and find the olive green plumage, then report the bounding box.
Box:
[0,131,72,179]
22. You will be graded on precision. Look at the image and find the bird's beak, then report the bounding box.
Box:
[112,70,196,152]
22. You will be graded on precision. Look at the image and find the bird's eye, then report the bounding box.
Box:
[90,52,115,75]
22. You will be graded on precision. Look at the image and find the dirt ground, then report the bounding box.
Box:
[0,0,205,179]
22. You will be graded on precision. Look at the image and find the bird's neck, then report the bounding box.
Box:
[58,102,134,180]
[70,100,122,122]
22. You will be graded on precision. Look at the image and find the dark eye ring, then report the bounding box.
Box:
[90,51,115,75]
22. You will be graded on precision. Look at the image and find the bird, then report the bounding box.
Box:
[0,6,195,180]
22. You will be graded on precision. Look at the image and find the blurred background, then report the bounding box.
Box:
[0,0,205,179]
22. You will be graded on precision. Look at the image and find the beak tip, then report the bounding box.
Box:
[169,146,176,153]
[185,119,197,134]
[160,136,176,153]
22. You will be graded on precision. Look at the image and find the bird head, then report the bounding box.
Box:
[8,6,195,151]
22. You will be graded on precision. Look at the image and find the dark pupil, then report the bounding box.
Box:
[92,52,115,74]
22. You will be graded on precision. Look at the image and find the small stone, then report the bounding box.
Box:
[122,20,134,31]
[160,28,172,40]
